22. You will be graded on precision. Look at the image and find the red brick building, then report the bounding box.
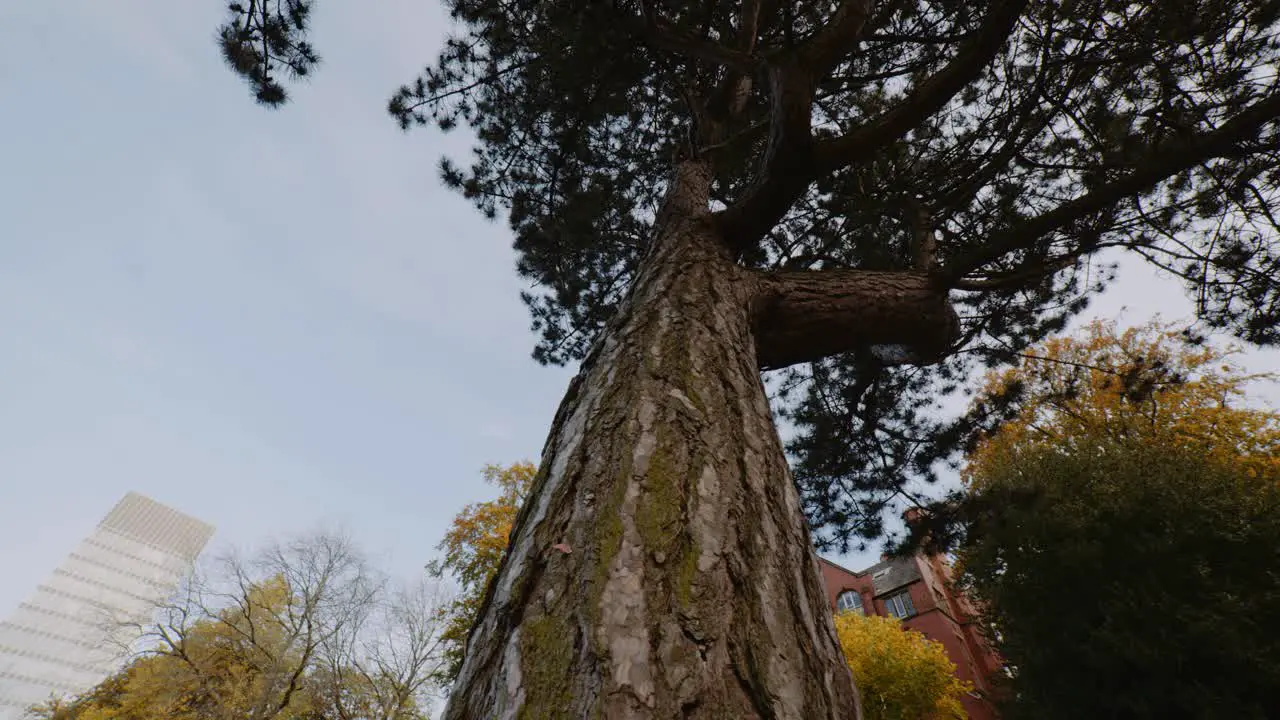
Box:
[819,554,1003,720]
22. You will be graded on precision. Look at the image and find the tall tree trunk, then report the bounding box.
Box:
[443,163,956,719]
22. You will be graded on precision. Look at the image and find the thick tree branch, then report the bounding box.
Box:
[952,254,1079,291]
[269,642,315,720]
[798,0,875,71]
[815,0,1029,173]
[752,270,960,370]
[905,196,938,271]
[659,158,715,223]
[937,88,1280,286]
[709,0,879,255]
[716,0,1026,257]
[714,60,817,254]
[704,0,763,123]
[627,7,755,71]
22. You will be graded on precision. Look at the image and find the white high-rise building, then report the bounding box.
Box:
[0,492,214,718]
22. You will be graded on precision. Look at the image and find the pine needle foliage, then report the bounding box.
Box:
[218,0,1280,549]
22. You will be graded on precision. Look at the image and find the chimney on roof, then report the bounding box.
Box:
[902,506,933,555]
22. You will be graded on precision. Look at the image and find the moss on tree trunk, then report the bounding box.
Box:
[442,219,863,717]
[443,162,958,719]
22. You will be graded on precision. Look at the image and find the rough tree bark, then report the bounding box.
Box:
[442,162,958,719]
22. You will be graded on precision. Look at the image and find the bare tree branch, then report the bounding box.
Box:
[86,530,448,720]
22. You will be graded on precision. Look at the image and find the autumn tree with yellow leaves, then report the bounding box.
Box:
[833,612,970,720]
[426,462,535,684]
[967,319,1279,480]
[946,320,1280,720]
[27,531,450,720]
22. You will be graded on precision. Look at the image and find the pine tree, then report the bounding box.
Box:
[217,2,1280,717]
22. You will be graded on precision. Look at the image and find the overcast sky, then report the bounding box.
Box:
[2,1,1277,618]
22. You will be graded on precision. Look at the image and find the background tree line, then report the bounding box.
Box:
[28,532,450,720]
[35,319,1280,718]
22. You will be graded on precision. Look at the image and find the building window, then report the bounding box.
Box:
[836,590,864,614]
[884,591,916,619]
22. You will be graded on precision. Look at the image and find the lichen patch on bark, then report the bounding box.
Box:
[597,457,655,710]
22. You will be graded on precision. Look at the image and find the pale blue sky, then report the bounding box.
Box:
[1,1,1276,618]
[0,0,575,612]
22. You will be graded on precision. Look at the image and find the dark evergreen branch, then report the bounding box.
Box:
[627,3,756,71]
[866,31,973,44]
[817,59,935,89]
[216,0,319,107]
[938,88,1280,287]
[815,0,1029,173]
[389,60,533,126]
[714,59,817,255]
[718,0,1027,257]
[952,255,1078,291]
[703,0,762,125]
[796,0,874,71]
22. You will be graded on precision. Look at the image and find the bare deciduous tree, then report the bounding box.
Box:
[312,578,452,720]
[47,531,449,720]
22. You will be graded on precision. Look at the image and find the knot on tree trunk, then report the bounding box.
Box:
[752,269,961,370]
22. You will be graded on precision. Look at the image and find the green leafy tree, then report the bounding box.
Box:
[952,323,1280,719]
[833,612,970,720]
[216,2,1280,717]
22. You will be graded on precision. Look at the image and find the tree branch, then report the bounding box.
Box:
[952,254,1079,291]
[815,0,1029,173]
[703,0,763,125]
[937,88,1280,286]
[798,0,875,71]
[714,60,817,254]
[716,0,1027,257]
[752,269,960,370]
[708,0,877,255]
[905,196,938,271]
[627,6,755,71]
[269,642,315,720]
